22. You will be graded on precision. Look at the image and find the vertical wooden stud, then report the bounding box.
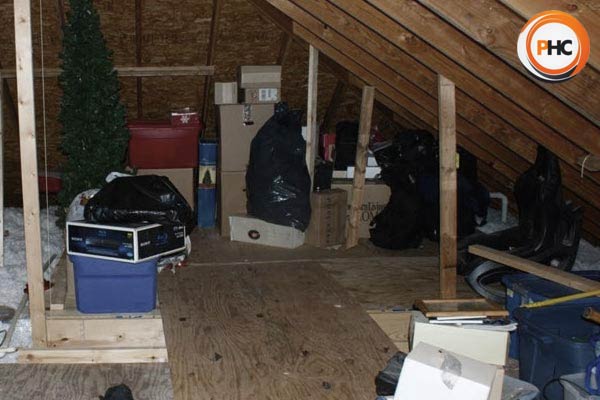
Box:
[306,45,319,184]
[346,86,375,249]
[438,74,457,299]
[0,74,4,267]
[320,80,344,133]
[13,0,47,346]
[201,0,222,128]
[277,33,293,65]
[135,0,143,118]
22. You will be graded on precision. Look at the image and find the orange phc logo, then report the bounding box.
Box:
[517,10,590,82]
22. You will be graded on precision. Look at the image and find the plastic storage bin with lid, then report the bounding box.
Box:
[128,120,201,169]
[503,271,600,358]
[561,372,600,400]
[514,300,600,400]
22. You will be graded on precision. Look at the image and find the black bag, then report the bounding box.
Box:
[84,175,195,233]
[246,103,312,231]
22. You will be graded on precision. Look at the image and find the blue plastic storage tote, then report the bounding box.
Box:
[514,301,600,400]
[197,186,216,228]
[504,272,600,358]
[199,140,217,165]
[70,254,157,314]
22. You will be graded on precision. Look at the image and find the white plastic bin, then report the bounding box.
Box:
[561,373,600,400]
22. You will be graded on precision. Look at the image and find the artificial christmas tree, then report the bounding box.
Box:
[57,0,129,214]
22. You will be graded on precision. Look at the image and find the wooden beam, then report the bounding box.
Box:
[320,80,344,132]
[346,86,375,249]
[305,45,319,184]
[13,0,47,347]
[438,75,457,299]
[0,66,215,78]
[18,348,168,364]
[277,32,293,65]
[0,74,3,267]
[365,0,600,157]
[201,0,223,127]
[135,0,143,118]
[499,0,600,72]
[417,0,600,125]
[56,0,66,28]
[579,154,600,172]
[286,0,600,236]
[469,245,600,292]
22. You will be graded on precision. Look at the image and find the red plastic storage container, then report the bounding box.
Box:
[128,120,201,169]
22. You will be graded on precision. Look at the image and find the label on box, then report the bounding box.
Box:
[259,88,279,102]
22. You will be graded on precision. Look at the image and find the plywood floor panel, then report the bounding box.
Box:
[159,263,395,400]
[0,363,173,400]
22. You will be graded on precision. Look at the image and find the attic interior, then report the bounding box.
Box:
[0,0,599,399]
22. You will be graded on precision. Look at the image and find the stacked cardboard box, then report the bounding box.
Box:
[305,189,347,248]
[217,104,274,237]
[238,65,282,104]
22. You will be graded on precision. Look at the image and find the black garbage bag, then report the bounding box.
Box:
[100,384,134,400]
[246,103,312,231]
[84,175,195,233]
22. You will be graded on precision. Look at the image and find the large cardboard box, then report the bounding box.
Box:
[241,87,280,104]
[394,342,499,400]
[219,171,247,237]
[229,214,304,249]
[331,181,390,238]
[238,65,282,88]
[214,82,238,105]
[137,168,195,210]
[306,189,347,248]
[218,104,275,172]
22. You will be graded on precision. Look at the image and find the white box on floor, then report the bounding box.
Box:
[394,342,499,400]
[346,166,381,179]
[229,214,304,248]
[412,318,509,366]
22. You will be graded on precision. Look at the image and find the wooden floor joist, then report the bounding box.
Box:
[18,348,168,364]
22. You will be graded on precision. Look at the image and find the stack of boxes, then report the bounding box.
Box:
[214,65,282,237]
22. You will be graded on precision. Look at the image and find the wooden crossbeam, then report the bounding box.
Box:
[0,66,215,79]
[469,245,600,292]
[18,348,168,364]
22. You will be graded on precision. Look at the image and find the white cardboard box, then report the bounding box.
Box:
[229,214,304,248]
[411,314,509,366]
[215,82,238,105]
[238,65,282,89]
[394,342,498,400]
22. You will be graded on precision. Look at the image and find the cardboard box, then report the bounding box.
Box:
[218,104,274,172]
[137,168,195,210]
[229,214,304,248]
[238,65,282,88]
[215,82,238,105]
[219,171,247,237]
[346,166,382,179]
[241,88,280,104]
[331,181,390,238]
[67,221,186,263]
[305,189,347,248]
[394,342,498,400]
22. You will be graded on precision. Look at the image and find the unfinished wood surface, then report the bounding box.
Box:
[438,75,457,299]
[159,263,395,399]
[277,33,293,64]
[321,80,345,132]
[135,0,143,118]
[188,229,439,263]
[418,0,600,125]
[0,363,173,400]
[305,45,319,184]
[13,0,46,347]
[0,73,3,267]
[579,155,600,172]
[0,66,215,79]
[46,318,166,349]
[49,254,67,311]
[367,311,412,352]
[414,298,509,318]
[499,0,600,71]
[18,348,168,364]
[320,257,476,310]
[469,245,600,292]
[346,86,375,249]
[201,0,223,124]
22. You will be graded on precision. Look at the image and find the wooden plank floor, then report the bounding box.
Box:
[0,363,173,400]
[159,262,396,400]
